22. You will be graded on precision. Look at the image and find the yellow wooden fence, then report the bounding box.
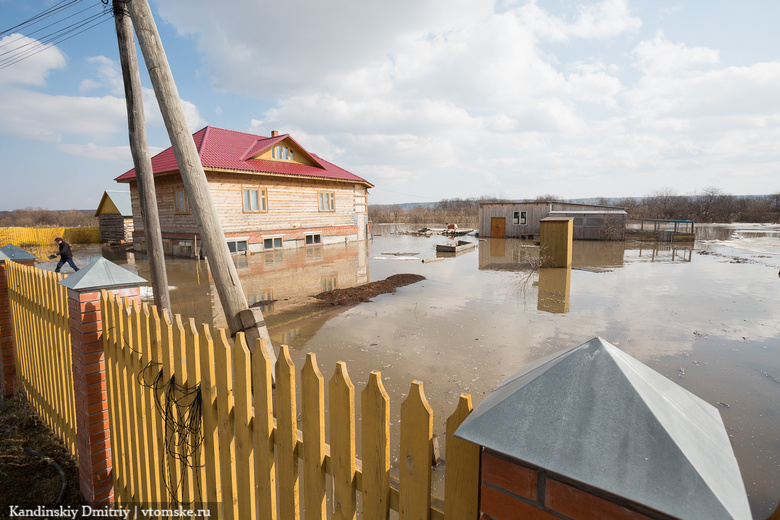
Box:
[0,226,100,247]
[102,291,481,519]
[6,260,77,458]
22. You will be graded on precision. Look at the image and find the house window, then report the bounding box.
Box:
[318,192,335,212]
[272,146,294,161]
[174,189,190,214]
[263,237,283,250]
[322,276,337,292]
[227,239,248,253]
[305,234,321,245]
[513,211,527,225]
[243,188,267,212]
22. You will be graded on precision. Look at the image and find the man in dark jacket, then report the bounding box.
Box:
[53,237,79,273]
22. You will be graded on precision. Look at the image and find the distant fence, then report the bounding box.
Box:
[102,292,481,519]
[0,226,100,247]
[6,261,77,458]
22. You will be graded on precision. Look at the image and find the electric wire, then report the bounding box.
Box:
[0,0,113,72]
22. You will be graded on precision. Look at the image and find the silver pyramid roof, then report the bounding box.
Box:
[0,244,38,261]
[454,337,751,520]
[58,257,146,290]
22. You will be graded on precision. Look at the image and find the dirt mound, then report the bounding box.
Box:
[314,274,425,305]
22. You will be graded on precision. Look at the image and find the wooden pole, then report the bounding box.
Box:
[124,0,276,367]
[113,0,170,313]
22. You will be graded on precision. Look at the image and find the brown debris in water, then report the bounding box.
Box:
[314,274,425,305]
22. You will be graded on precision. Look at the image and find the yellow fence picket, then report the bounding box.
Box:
[252,338,277,520]
[197,324,221,513]
[138,303,164,506]
[302,353,326,520]
[361,370,391,518]
[330,362,357,520]
[232,332,257,519]
[444,394,480,520]
[214,329,237,520]
[184,318,206,507]
[400,381,433,520]
[276,345,300,519]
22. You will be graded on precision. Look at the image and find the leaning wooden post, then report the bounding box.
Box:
[0,246,37,396]
[59,258,146,504]
[124,0,276,370]
[113,0,170,313]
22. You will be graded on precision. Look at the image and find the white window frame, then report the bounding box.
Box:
[263,236,284,250]
[513,211,527,225]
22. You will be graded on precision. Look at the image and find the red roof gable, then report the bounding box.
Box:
[115,126,372,187]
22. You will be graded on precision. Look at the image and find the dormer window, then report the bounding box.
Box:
[272,145,294,161]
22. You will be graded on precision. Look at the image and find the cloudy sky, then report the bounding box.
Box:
[1,0,778,210]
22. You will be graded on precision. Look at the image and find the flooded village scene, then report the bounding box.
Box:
[1,1,780,520]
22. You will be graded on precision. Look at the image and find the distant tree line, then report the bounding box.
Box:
[369,188,780,225]
[0,208,97,228]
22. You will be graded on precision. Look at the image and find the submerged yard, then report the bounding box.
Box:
[36,223,780,518]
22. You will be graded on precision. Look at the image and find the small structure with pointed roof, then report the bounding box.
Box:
[455,337,751,520]
[95,190,133,244]
[114,126,373,257]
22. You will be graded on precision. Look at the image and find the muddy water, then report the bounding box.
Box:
[42,223,780,518]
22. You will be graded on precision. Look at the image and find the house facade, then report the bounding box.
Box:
[115,126,373,257]
[479,201,627,240]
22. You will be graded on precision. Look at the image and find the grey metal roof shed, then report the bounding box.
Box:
[454,337,751,520]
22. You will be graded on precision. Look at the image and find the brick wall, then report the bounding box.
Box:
[479,451,672,520]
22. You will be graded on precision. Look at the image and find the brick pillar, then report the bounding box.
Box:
[0,258,36,397]
[68,284,141,504]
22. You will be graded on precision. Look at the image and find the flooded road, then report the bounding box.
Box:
[47,223,780,518]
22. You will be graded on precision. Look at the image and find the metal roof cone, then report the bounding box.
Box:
[454,337,751,520]
[0,244,38,261]
[58,256,146,290]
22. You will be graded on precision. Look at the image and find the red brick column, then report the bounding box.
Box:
[0,259,36,397]
[68,285,141,504]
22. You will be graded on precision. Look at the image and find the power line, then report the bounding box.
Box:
[0,0,113,72]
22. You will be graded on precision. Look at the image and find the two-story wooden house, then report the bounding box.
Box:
[115,126,373,257]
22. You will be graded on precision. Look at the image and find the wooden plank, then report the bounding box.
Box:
[114,295,133,503]
[301,353,326,520]
[184,318,206,506]
[275,345,300,519]
[140,303,164,505]
[361,370,390,519]
[129,300,152,503]
[159,310,180,506]
[120,297,142,502]
[444,394,480,520]
[231,332,257,519]
[252,338,277,520]
[214,329,237,520]
[172,314,195,505]
[399,381,433,520]
[329,361,356,520]
[197,324,221,513]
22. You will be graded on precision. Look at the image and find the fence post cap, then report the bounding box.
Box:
[58,256,146,291]
[0,244,38,262]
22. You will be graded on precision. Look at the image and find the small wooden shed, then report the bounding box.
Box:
[95,190,133,244]
[479,201,627,240]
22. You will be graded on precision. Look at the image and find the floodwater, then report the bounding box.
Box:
[42,223,780,518]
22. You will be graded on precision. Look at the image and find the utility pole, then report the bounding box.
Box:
[124,0,276,368]
[113,0,170,313]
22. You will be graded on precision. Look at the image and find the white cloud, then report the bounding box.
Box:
[632,30,719,76]
[0,34,67,86]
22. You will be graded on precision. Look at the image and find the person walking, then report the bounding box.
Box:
[52,237,79,273]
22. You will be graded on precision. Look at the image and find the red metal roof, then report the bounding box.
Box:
[115,126,372,186]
